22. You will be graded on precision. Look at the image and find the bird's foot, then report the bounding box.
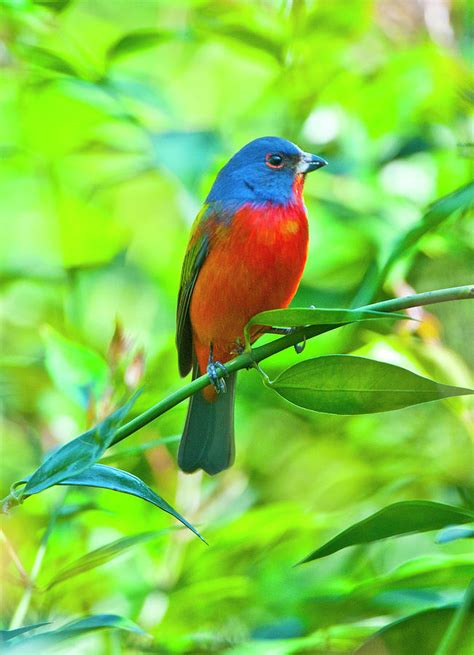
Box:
[207,344,229,394]
[266,327,292,336]
[207,361,228,393]
[294,335,306,354]
[230,338,245,356]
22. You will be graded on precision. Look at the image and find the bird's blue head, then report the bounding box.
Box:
[206,136,327,206]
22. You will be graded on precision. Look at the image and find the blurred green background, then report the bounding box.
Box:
[1,0,473,653]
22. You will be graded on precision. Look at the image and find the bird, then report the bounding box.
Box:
[176,136,327,475]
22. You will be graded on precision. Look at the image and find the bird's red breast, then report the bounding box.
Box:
[190,193,308,399]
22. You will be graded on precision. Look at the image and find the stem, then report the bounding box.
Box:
[111,284,473,447]
[9,492,66,629]
[0,530,30,584]
[101,435,180,463]
[435,578,474,655]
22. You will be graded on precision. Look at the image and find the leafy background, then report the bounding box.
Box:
[0,0,473,653]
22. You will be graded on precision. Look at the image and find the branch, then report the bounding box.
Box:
[111,284,474,447]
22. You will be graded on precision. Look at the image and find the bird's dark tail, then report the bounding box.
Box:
[178,363,236,475]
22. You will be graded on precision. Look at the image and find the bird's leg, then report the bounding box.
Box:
[207,343,228,394]
[294,335,306,354]
[265,327,291,335]
[264,327,306,354]
[230,338,244,356]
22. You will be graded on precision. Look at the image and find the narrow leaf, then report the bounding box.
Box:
[33,0,72,12]
[270,355,473,415]
[0,623,49,643]
[42,326,108,406]
[353,554,474,597]
[16,45,77,76]
[101,434,180,463]
[436,526,474,544]
[6,614,147,652]
[56,613,147,635]
[382,182,474,277]
[355,605,474,655]
[45,530,170,590]
[107,30,173,60]
[204,23,282,62]
[436,579,474,655]
[57,464,204,542]
[22,394,138,497]
[57,501,102,519]
[299,501,474,563]
[245,307,408,343]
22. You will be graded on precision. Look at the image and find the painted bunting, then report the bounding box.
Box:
[176,136,327,474]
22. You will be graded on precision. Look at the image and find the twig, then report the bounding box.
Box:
[8,491,67,629]
[110,284,474,447]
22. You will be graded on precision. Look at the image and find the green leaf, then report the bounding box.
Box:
[270,355,473,415]
[352,554,474,598]
[202,23,282,62]
[299,501,474,563]
[355,605,474,655]
[0,624,49,643]
[56,464,204,542]
[382,182,474,278]
[354,185,474,307]
[436,579,474,655]
[21,394,138,497]
[244,307,409,343]
[57,501,102,520]
[42,326,109,406]
[436,526,474,544]
[55,614,146,636]
[45,530,170,590]
[107,30,174,60]
[32,0,72,12]
[5,615,147,652]
[100,434,180,463]
[16,45,77,76]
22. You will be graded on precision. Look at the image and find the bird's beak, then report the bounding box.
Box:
[298,152,328,173]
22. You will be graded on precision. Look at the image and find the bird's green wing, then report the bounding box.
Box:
[176,205,211,376]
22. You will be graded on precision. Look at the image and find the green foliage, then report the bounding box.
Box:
[244,306,410,345]
[0,623,50,643]
[380,182,474,283]
[4,615,147,653]
[269,355,473,414]
[56,464,204,540]
[107,30,174,61]
[42,325,109,406]
[1,0,473,653]
[299,501,474,563]
[21,395,139,496]
[436,526,474,544]
[355,605,474,655]
[44,529,172,590]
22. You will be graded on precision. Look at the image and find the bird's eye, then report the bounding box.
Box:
[265,153,284,169]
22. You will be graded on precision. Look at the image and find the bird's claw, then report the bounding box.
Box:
[294,335,306,354]
[230,338,245,355]
[207,360,228,394]
[266,326,306,355]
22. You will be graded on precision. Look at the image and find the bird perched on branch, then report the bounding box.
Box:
[176,136,327,474]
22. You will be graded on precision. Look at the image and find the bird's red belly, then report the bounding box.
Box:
[190,202,309,370]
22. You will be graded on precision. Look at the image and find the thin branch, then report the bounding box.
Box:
[110,284,474,447]
[1,285,473,515]
[8,492,66,629]
[0,530,30,585]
